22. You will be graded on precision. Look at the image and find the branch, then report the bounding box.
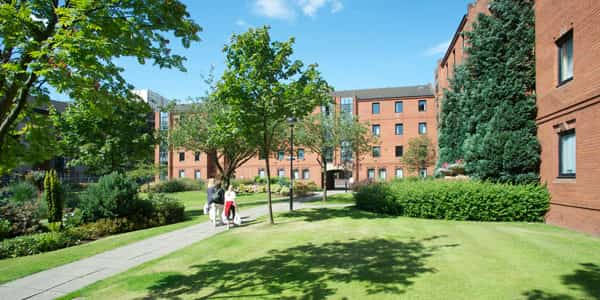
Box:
[0,73,37,152]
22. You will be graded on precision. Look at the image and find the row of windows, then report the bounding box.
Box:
[276,149,305,161]
[366,168,428,180]
[372,145,404,158]
[179,152,201,162]
[178,169,202,179]
[371,100,427,115]
[259,168,310,180]
[372,122,427,136]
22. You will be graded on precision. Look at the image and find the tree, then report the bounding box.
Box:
[437,0,538,183]
[0,0,201,172]
[403,135,436,176]
[296,110,376,201]
[216,26,330,224]
[43,169,63,227]
[169,98,256,189]
[53,97,155,176]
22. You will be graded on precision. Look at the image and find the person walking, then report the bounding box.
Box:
[223,185,239,229]
[206,179,224,226]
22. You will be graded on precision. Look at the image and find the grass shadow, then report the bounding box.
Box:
[279,207,392,222]
[522,263,600,299]
[139,236,458,299]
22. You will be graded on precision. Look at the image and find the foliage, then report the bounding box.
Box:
[5,181,37,204]
[126,162,160,185]
[437,0,539,183]
[43,169,64,224]
[147,193,185,225]
[54,98,156,176]
[293,181,319,197]
[0,201,41,237]
[295,111,376,201]
[0,231,80,259]
[0,219,10,240]
[354,180,550,222]
[279,186,290,196]
[79,172,144,222]
[402,135,436,173]
[142,178,204,193]
[216,26,332,222]
[0,0,201,174]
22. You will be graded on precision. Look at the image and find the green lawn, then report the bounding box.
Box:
[61,206,600,300]
[0,191,330,284]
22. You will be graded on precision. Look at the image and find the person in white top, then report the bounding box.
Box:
[223,185,240,228]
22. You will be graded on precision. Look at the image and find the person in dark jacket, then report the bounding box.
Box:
[206,179,225,226]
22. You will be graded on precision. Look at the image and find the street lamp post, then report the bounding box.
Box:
[287,117,297,211]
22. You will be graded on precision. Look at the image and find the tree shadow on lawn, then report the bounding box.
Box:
[139,236,458,299]
[523,263,600,300]
[278,207,391,223]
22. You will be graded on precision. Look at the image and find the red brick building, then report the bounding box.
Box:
[156,84,436,188]
[535,0,600,235]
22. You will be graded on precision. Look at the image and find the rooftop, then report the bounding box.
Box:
[332,84,434,99]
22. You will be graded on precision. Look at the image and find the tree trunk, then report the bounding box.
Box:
[263,131,274,224]
[322,157,328,202]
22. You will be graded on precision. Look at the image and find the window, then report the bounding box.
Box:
[341,141,352,162]
[179,152,185,162]
[379,168,387,180]
[395,168,404,178]
[341,97,353,114]
[194,152,201,161]
[258,169,266,178]
[293,169,299,180]
[557,30,573,85]
[179,170,185,178]
[194,170,201,179]
[395,146,403,157]
[297,148,305,160]
[302,169,310,180]
[395,101,403,113]
[372,124,380,137]
[418,100,427,112]
[372,102,380,114]
[278,151,285,161]
[159,112,169,130]
[325,147,334,163]
[372,146,381,158]
[419,168,427,178]
[395,123,404,135]
[559,129,576,177]
[278,168,286,178]
[367,168,375,179]
[259,150,266,160]
[419,122,427,135]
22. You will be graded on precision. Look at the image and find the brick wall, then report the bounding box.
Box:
[536,0,600,235]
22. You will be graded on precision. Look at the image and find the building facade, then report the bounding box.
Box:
[535,0,600,235]
[156,84,436,187]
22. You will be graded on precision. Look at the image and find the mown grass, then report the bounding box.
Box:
[0,190,330,284]
[61,206,600,300]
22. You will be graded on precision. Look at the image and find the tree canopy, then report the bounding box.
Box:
[403,135,436,175]
[216,26,331,223]
[0,0,201,173]
[437,0,538,183]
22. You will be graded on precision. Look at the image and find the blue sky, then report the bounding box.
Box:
[52,0,473,102]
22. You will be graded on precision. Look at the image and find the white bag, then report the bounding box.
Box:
[234,213,242,225]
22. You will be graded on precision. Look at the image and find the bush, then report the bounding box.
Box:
[0,231,81,259]
[354,180,549,222]
[0,201,42,237]
[231,178,254,187]
[148,193,185,225]
[44,170,64,224]
[142,178,203,193]
[6,182,37,204]
[79,172,141,222]
[293,181,318,197]
[279,186,290,196]
[0,219,10,240]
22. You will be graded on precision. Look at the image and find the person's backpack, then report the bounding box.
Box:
[216,188,225,204]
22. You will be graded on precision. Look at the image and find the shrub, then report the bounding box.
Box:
[44,170,64,224]
[0,231,81,259]
[279,186,290,196]
[148,193,185,225]
[293,181,318,197]
[230,178,254,187]
[79,172,141,222]
[0,219,10,240]
[354,180,549,222]
[143,178,203,193]
[0,201,42,237]
[6,182,37,204]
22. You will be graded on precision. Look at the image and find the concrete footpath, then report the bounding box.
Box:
[0,191,348,300]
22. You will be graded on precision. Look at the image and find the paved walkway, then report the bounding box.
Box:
[0,191,350,300]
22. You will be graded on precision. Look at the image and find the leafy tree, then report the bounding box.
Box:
[296,110,376,201]
[437,0,538,183]
[402,135,436,176]
[169,98,256,189]
[216,26,330,224]
[53,97,155,176]
[0,0,201,173]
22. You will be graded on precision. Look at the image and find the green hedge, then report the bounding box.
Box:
[354,180,549,222]
[0,194,185,259]
[142,178,204,193]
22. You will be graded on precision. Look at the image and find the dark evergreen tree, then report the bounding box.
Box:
[438,0,539,183]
